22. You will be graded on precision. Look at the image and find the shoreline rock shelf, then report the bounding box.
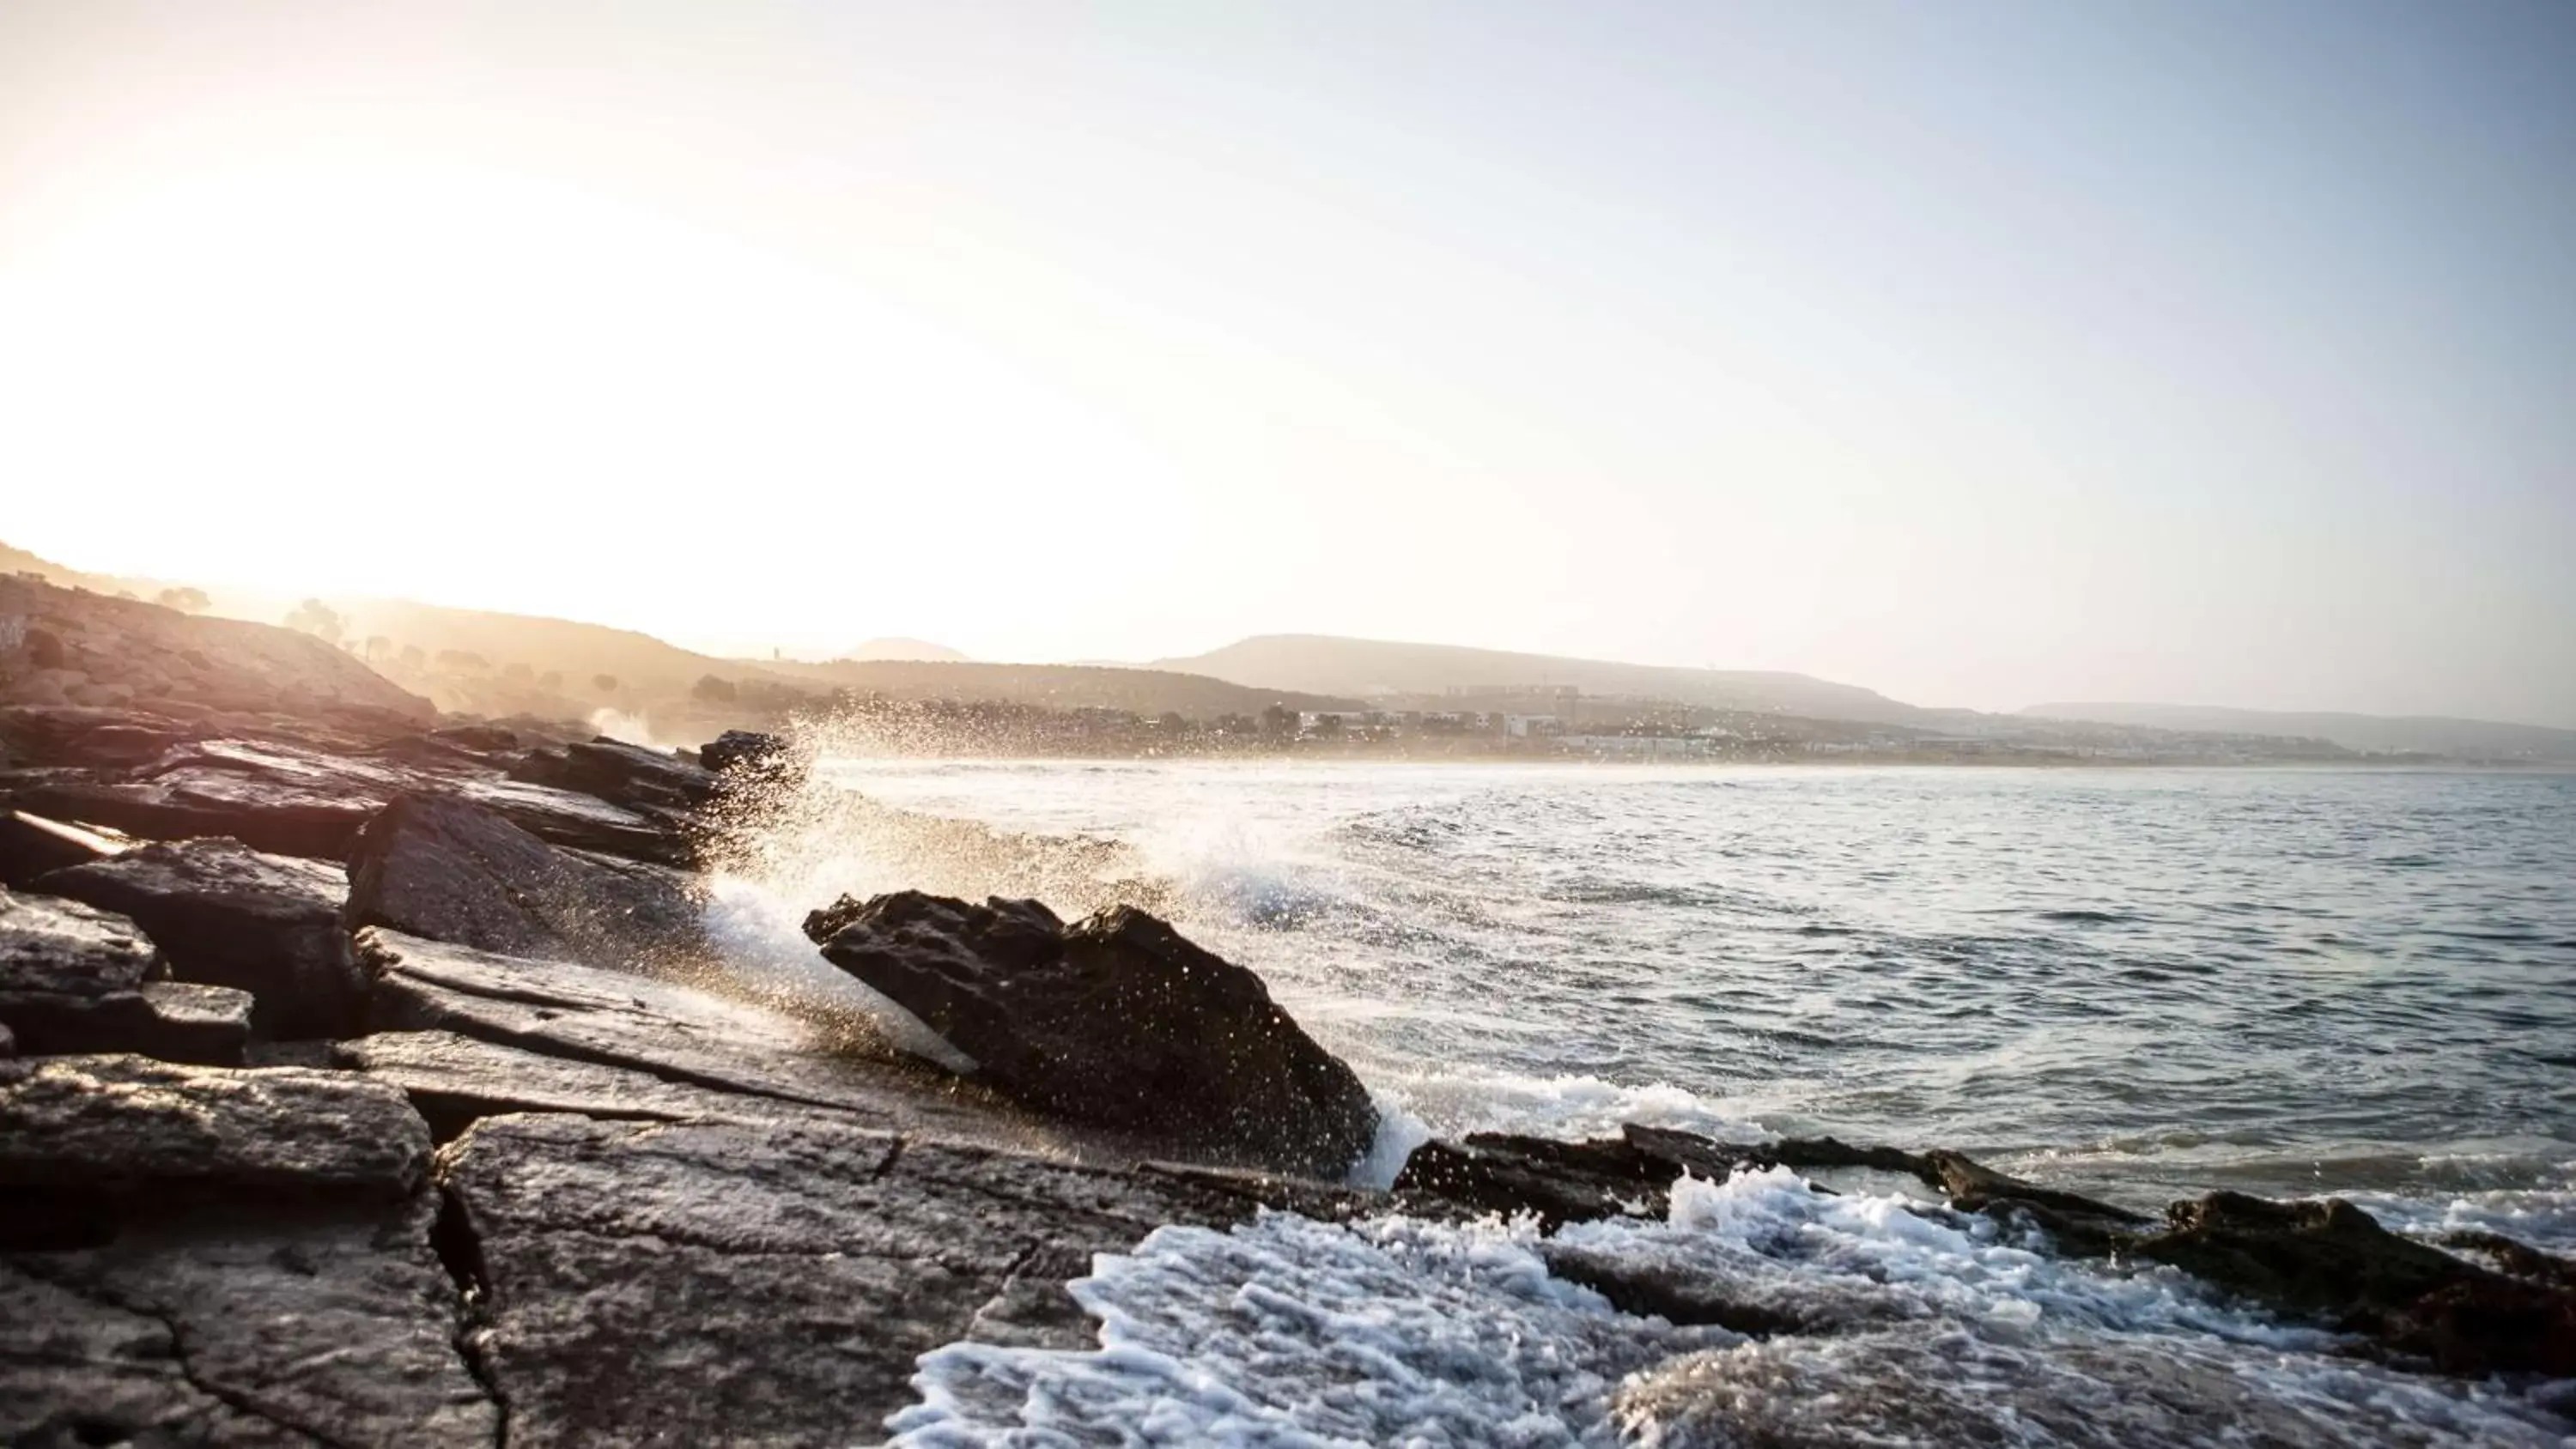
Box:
[3,576,2570,1443]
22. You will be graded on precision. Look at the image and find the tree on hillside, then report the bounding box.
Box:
[361,635,392,664]
[283,599,344,645]
[155,586,210,613]
[691,674,738,703]
[1261,704,1297,738]
[592,673,619,694]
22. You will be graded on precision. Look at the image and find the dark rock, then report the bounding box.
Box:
[1922,1147,2151,1253]
[2134,1191,2576,1376]
[0,1052,434,1255]
[432,1112,1283,1446]
[805,890,1379,1175]
[0,705,202,768]
[701,729,788,775]
[1,1199,499,1447]
[36,838,362,1040]
[1394,1135,1673,1229]
[0,885,249,1064]
[335,1028,831,1140]
[0,1048,493,1445]
[453,774,698,866]
[343,794,706,973]
[17,761,380,860]
[0,806,132,887]
[509,736,719,813]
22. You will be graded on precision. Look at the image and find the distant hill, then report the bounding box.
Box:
[2022,703,2576,761]
[839,637,969,664]
[1154,634,1929,724]
[757,658,1358,719]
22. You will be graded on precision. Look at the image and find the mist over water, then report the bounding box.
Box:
[711,756,2576,1444]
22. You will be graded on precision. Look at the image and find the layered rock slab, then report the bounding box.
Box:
[355,928,1063,1153]
[805,891,1378,1175]
[0,1055,495,1446]
[343,795,703,976]
[33,839,359,1039]
[434,1113,1284,1446]
[0,885,251,1064]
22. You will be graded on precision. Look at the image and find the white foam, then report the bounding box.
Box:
[698,874,976,1072]
[888,1169,2576,1447]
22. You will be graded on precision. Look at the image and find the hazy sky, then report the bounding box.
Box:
[3,2,2571,724]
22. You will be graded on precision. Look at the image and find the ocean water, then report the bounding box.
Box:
[709,761,2576,1446]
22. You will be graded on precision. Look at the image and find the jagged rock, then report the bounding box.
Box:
[343,794,706,973]
[35,838,362,1040]
[2135,1191,2576,1376]
[0,885,248,1064]
[508,736,718,813]
[433,1112,1284,1446]
[805,891,1379,1175]
[700,729,787,775]
[0,806,131,887]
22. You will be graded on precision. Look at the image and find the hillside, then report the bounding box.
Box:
[750,658,1359,719]
[2021,703,2576,761]
[1155,634,1929,724]
[840,638,969,663]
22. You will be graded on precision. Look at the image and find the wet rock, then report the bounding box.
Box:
[0,806,131,887]
[508,736,718,813]
[805,890,1379,1175]
[700,728,787,775]
[434,1112,1276,1446]
[355,927,1042,1148]
[35,838,362,1040]
[1923,1147,2151,1252]
[453,773,697,866]
[1394,1126,1947,1230]
[343,793,706,973]
[335,1028,827,1140]
[1613,1326,2454,1449]
[2135,1191,2576,1376]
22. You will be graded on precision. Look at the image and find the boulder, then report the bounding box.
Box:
[0,1053,495,1445]
[1393,1126,1975,1231]
[343,794,706,973]
[0,704,202,769]
[35,838,363,1039]
[0,885,250,1064]
[431,1112,1288,1445]
[805,891,1379,1175]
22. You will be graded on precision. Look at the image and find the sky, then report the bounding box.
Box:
[3,2,2571,724]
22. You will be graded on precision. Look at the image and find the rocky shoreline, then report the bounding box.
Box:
[4,576,2572,1445]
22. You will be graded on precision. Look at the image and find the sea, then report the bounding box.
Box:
[704,759,2576,1446]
